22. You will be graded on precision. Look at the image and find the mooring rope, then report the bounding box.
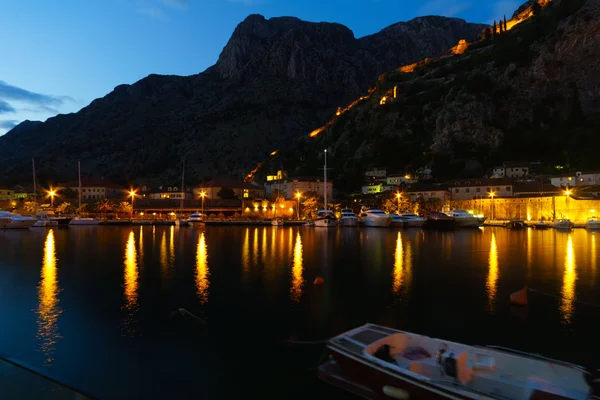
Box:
[528,288,600,309]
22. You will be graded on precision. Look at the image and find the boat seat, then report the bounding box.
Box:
[473,353,495,372]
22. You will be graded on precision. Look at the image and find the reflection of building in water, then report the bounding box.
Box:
[393,232,412,296]
[252,228,259,265]
[36,229,62,365]
[139,226,144,262]
[290,233,304,303]
[160,230,168,275]
[560,235,577,324]
[196,232,210,304]
[487,233,499,312]
[169,225,175,265]
[527,228,532,280]
[242,228,250,272]
[123,230,139,335]
[592,234,597,283]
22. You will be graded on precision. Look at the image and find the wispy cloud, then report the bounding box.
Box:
[0,80,72,108]
[0,120,19,130]
[161,0,188,9]
[418,0,472,17]
[0,100,16,114]
[137,7,169,19]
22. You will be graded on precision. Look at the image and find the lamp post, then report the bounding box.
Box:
[129,190,136,220]
[200,191,206,216]
[396,192,401,213]
[49,189,56,209]
[296,192,301,220]
[489,191,496,221]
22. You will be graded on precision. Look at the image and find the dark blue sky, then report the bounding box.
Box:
[0,0,521,135]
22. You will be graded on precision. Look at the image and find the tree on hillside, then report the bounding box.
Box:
[415,197,443,215]
[217,186,236,199]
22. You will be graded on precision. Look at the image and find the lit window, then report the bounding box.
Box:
[243,189,249,198]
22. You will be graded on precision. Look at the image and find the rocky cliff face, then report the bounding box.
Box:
[272,0,600,191]
[0,14,486,186]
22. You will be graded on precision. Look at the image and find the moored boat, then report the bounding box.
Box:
[0,216,11,229]
[390,214,405,228]
[271,217,284,227]
[359,209,392,228]
[0,211,37,229]
[318,323,594,400]
[585,216,600,230]
[32,219,59,228]
[532,221,550,230]
[444,210,485,228]
[425,212,456,230]
[339,208,358,227]
[507,220,527,230]
[314,210,338,228]
[69,217,101,226]
[554,218,574,230]
[398,213,426,228]
[186,212,205,226]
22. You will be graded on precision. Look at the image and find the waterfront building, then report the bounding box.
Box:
[405,184,451,201]
[12,185,32,200]
[194,176,265,200]
[147,187,193,200]
[550,170,600,187]
[264,176,332,200]
[447,178,514,200]
[62,179,123,200]
[0,188,14,201]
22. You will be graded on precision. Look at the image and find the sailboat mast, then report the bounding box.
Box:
[180,160,185,214]
[32,158,37,214]
[324,149,328,211]
[78,160,82,215]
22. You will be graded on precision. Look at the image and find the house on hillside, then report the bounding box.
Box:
[194,176,265,200]
[264,175,332,200]
[0,188,14,201]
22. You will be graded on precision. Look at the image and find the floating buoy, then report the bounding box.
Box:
[314,277,324,285]
[510,286,528,306]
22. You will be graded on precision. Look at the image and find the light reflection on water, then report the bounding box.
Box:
[560,234,577,324]
[290,232,304,303]
[122,230,139,335]
[196,232,210,305]
[487,232,499,312]
[392,232,412,296]
[36,229,61,366]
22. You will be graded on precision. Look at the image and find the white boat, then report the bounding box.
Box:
[390,214,405,228]
[303,220,315,227]
[314,149,338,228]
[69,218,101,225]
[586,216,600,230]
[187,212,205,226]
[315,210,338,228]
[0,216,12,229]
[398,213,426,227]
[339,208,358,227]
[32,219,59,228]
[359,209,392,228]
[0,211,37,229]
[319,323,593,400]
[271,218,284,226]
[554,218,574,230]
[444,210,485,228]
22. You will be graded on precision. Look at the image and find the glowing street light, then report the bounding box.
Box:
[200,191,206,216]
[48,189,56,209]
[489,191,496,221]
[129,190,136,220]
[296,192,302,220]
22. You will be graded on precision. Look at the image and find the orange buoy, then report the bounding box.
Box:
[313,277,324,285]
[510,286,528,306]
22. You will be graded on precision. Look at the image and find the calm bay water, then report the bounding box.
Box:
[0,226,599,399]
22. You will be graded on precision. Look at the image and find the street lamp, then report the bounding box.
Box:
[489,191,496,221]
[396,192,401,213]
[296,192,301,220]
[129,190,136,220]
[49,189,56,209]
[200,191,206,216]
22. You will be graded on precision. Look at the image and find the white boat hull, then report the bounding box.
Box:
[5,219,37,229]
[32,220,59,227]
[69,218,101,225]
[554,222,574,230]
[362,217,391,228]
[340,217,358,227]
[454,217,484,228]
[586,221,600,230]
[315,218,338,228]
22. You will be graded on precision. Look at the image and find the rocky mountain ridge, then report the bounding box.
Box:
[0,14,487,186]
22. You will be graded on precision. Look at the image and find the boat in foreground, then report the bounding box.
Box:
[532,221,550,230]
[398,213,426,227]
[187,212,205,227]
[425,212,456,230]
[339,208,358,227]
[585,216,600,230]
[318,323,594,400]
[0,211,37,229]
[554,218,574,230]
[444,210,485,228]
[390,214,405,228]
[507,220,527,230]
[359,209,392,228]
[314,210,338,228]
